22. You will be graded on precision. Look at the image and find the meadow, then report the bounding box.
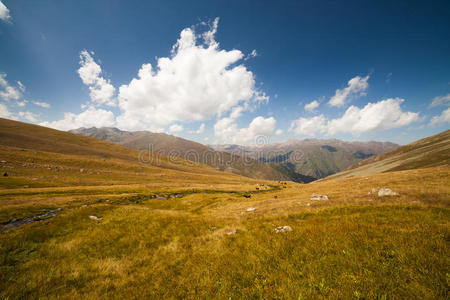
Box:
[1,163,448,299]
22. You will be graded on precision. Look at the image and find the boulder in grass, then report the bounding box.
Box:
[378,188,399,197]
[274,226,292,233]
[246,207,256,212]
[89,215,102,221]
[310,194,328,201]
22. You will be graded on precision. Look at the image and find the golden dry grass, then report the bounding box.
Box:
[0,119,448,299]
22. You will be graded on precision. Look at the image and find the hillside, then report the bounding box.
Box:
[326,129,450,180]
[211,139,398,179]
[0,118,261,189]
[70,127,316,183]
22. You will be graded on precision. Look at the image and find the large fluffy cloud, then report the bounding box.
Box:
[78,51,116,106]
[429,107,450,126]
[40,107,115,131]
[0,1,11,23]
[328,75,369,107]
[214,115,277,144]
[289,115,327,136]
[290,98,419,136]
[116,18,267,131]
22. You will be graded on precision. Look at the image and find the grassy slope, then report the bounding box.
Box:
[0,119,448,299]
[325,129,450,180]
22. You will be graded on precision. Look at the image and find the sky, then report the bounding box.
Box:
[0,0,449,145]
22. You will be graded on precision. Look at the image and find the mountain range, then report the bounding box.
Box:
[70,127,398,181]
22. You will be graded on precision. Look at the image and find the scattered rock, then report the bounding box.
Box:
[210,226,217,230]
[274,226,292,233]
[246,207,256,212]
[243,194,251,198]
[274,195,278,199]
[79,169,84,173]
[227,229,237,235]
[89,215,102,221]
[378,188,399,197]
[3,172,8,177]
[310,194,328,201]
[306,203,311,206]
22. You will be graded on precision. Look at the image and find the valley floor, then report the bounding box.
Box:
[0,166,449,299]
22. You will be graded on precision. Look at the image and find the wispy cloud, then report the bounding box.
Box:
[32,101,51,109]
[429,93,450,108]
[429,107,450,126]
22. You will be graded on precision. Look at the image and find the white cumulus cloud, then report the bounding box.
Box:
[116,18,267,131]
[40,107,115,131]
[304,100,320,112]
[289,115,327,136]
[290,98,419,136]
[214,115,277,144]
[0,1,11,23]
[78,51,116,106]
[429,107,450,126]
[328,75,369,107]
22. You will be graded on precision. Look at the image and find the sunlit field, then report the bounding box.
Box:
[1,163,448,299]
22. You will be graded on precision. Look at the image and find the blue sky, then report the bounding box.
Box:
[0,0,449,145]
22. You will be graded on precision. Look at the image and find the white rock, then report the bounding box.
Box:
[227,229,237,235]
[378,188,399,197]
[89,215,102,221]
[246,207,256,212]
[310,194,329,201]
[274,226,292,233]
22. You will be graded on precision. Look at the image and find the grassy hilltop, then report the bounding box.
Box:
[0,118,448,299]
